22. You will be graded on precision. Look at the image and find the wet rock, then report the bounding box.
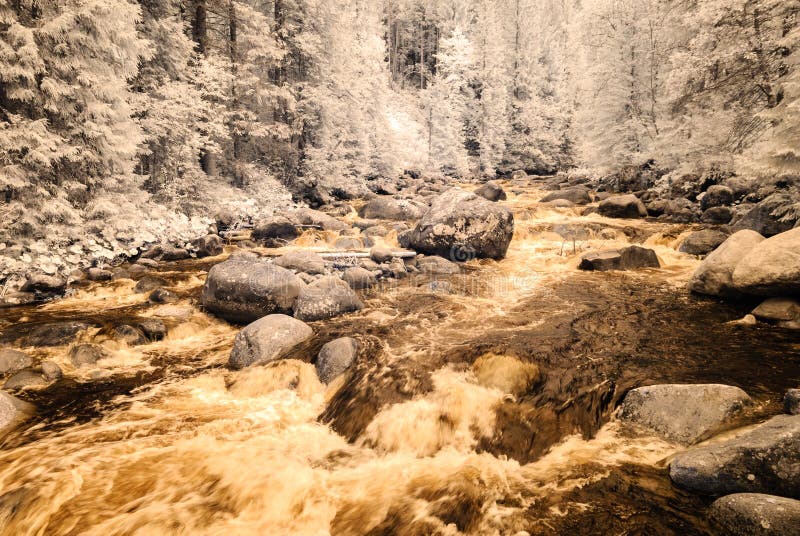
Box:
[3,370,46,389]
[669,414,800,497]
[138,319,167,341]
[342,267,377,290]
[0,391,34,434]
[731,228,800,297]
[710,493,800,536]
[688,230,765,297]
[370,246,394,264]
[21,274,66,293]
[701,185,735,210]
[41,361,62,382]
[289,208,348,232]
[134,275,169,294]
[193,234,224,258]
[228,314,313,370]
[475,181,508,202]
[86,268,113,281]
[26,322,89,347]
[416,255,460,275]
[402,188,514,260]
[274,250,327,275]
[540,188,590,205]
[69,343,107,367]
[136,258,159,268]
[0,349,33,376]
[732,193,799,237]
[149,288,178,304]
[112,324,146,346]
[159,246,191,262]
[752,298,800,323]
[358,197,424,221]
[785,390,800,415]
[544,199,575,208]
[619,384,751,445]
[679,229,730,256]
[293,276,364,322]
[472,353,539,396]
[598,194,647,219]
[201,258,304,324]
[702,206,734,224]
[659,198,700,223]
[316,337,358,383]
[579,246,660,271]
[252,216,300,247]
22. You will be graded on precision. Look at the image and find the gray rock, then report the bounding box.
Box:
[785,390,800,415]
[193,234,224,258]
[342,267,377,290]
[579,246,660,271]
[416,255,460,275]
[363,225,390,238]
[701,185,735,210]
[0,349,33,376]
[138,319,167,341]
[702,206,734,224]
[252,216,300,247]
[619,384,751,445]
[134,275,169,294]
[288,208,348,232]
[136,258,159,268]
[26,322,89,347]
[598,194,647,219]
[680,229,730,256]
[540,188,590,205]
[710,494,800,536]
[358,197,424,221]
[733,193,799,237]
[0,391,34,435]
[293,276,364,322]
[3,370,46,389]
[670,414,800,497]
[274,250,327,275]
[752,298,800,322]
[475,181,508,202]
[688,230,765,297]
[112,325,146,346]
[159,246,191,261]
[383,258,407,279]
[86,268,113,281]
[149,288,178,304]
[732,228,800,297]
[402,188,514,260]
[69,343,108,367]
[41,361,62,382]
[228,314,313,370]
[201,258,304,324]
[334,237,363,250]
[370,246,394,264]
[316,337,358,383]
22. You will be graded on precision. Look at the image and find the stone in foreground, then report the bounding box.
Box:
[0,391,34,435]
[402,188,514,260]
[710,494,800,536]
[752,298,800,323]
[579,246,660,271]
[229,314,313,370]
[688,230,765,297]
[293,276,364,322]
[670,414,800,498]
[619,384,751,445]
[598,194,647,219]
[201,258,304,324]
[316,337,358,383]
[732,228,800,297]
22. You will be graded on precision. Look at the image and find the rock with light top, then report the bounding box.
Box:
[0,391,34,435]
[710,494,800,536]
[229,314,313,370]
[293,276,364,322]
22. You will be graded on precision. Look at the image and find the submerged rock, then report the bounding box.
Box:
[402,188,514,260]
[293,276,364,322]
[475,181,508,202]
[598,194,647,219]
[710,494,800,536]
[316,337,358,383]
[731,228,800,297]
[228,314,313,370]
[0,391,34,435]
[111,325,146,346]
[688,230,765,297]
[579,246,660,271]
[201,258,304,324]
[679,229,730,256]
[670,414,800,497]
[619,384,751,445]
[274,250,327,275]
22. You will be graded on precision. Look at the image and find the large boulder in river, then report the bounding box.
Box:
[0,391,33,434]
[688,230,765,297]
[316,337,358,383]
[293,276,364,322]
[732,193,799,237]
[252,216,300,247]
[710,494,800,536]
[401,188,514,260]
[670,414,800,498]
[540,188,590,205]
[579,246,660,271]
[619,384,751,445]
[731,228,800,297]
[679,229,729,256]
[229,314,313,369]
[475,181,508,202]
[358,197,424,221]
[274,250,326,275]
[201,258,304,324]
[598,194,647,219]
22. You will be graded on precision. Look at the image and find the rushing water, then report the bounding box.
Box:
[0,181,798,535]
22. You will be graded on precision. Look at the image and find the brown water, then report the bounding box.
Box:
[0,181,798,535]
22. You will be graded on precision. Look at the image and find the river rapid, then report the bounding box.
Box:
[0,179,798,535]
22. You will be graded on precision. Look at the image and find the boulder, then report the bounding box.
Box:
[710,494,800,536]
[359,197,424,221]
[0,350,33,376]
[293,276,364,322]
[26,322,89,347]
[475,181,508,202]
[416,255,460,275]
[228,314,313,370]
[274,250,327,275]
[579,246,660,271]
[401,188,514,260]
[619,384,751,445]
[370,246,394,264]
[289,208,348,232]
[785,389,800,415]
[69,343,108,367]
[701,206,734,224]
[701,185,735,210]
[334,237,363,250]
[20,274,66,294]
[316,337,358,383]
[688,230,765,297]
[149,288,178,304]
[0,391,33,435]
[540,188,590,205]
[752,298,800,323]
[138,319,167,341]
[159,246,191,262]
[252,216,300,247]
[731,228,800,296]
[193,234,224,258]
[3,370,46,390]
[598,194,647,219]
[201,258,304,324]
[41,361,62,382]
[670,414,800,498]
[134,275,169,294]
[660,198,700,223]
[679,229,730,256]
[732,193,799,237]
[342,267,377,290]
[112,325,146,346]
[86,268,113,281]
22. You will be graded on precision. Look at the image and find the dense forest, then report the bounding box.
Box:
[1,0,799,278]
